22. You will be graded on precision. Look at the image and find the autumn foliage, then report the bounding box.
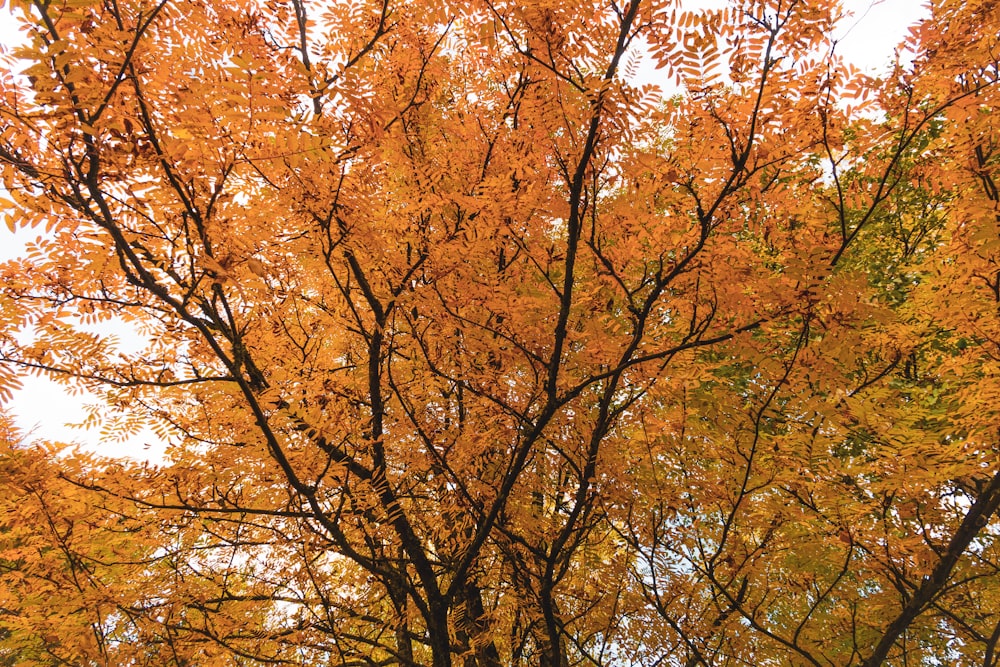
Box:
[1,0,1000,664]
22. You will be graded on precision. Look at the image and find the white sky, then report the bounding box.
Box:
[0,0,929,459]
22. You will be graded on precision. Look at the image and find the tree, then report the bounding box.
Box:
[1,0,999,664]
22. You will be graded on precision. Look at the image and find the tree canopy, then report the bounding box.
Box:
[1,0,999,665]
